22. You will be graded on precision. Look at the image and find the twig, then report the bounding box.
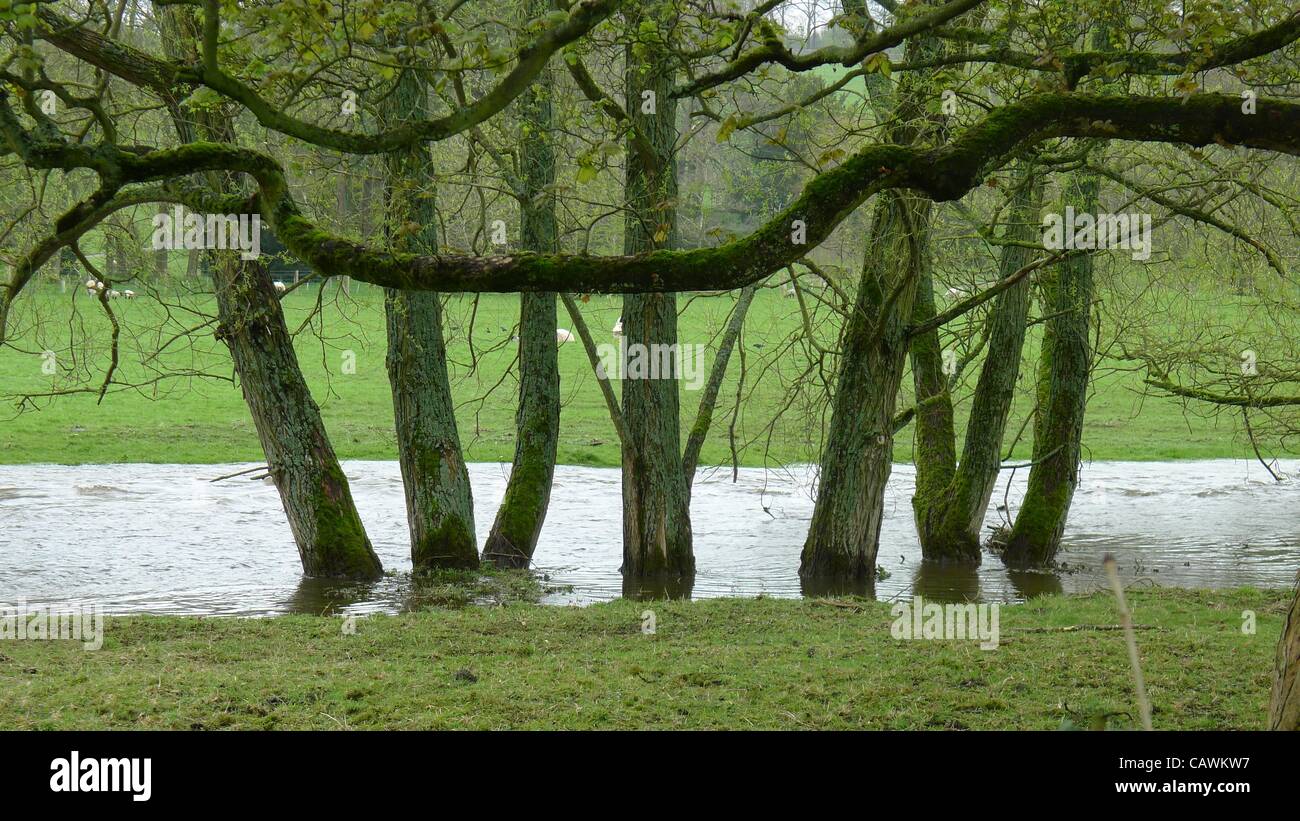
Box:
[208,465,269,483]
[1242,406,1284,482]
[560,293,626,444]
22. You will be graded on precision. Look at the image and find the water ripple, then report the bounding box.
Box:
[0,459,1296,614]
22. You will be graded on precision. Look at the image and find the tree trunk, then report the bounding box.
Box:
[1002,20,1116,566]
[912,164,1044,560]
[907,235,958,551]
[1269,574,1300,729]
[381,68,478,572]
[484,291,559,568]
[158,4,382,579]
[1004,170,1097,564]
[799,191,926,590]
[213,253,383,578]
[485,2,561,568]
[799,18,944,587]
[619,11,693,590]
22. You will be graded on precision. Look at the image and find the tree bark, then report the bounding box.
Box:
[1003,20,1115,566]
[158,5,382,579]
[485,8,561,568]
[213,253,383,578]
[1003,170,1096,564]
[1269,574,1300,730]
[380,67,478,572]
[912,164,1044,560]
[799,191,926,590]
[799,14,944,587]
[907,232,958,550]
[619,9,693,590]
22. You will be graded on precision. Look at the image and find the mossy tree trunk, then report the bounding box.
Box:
[381,67,477,571]
[1269,575,1300,729]
[800,191,928,589]
[619,11,693,593]
[1003,170,1097,565]
[212,253,384,578]
[1004,21,1115,565]
[159,5,381,579]
[800,16,944,588]
[907,234,958,552]
[485,1,561,569]
[911,164,1044,560]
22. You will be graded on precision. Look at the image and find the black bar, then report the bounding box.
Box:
[1,730,1284,807]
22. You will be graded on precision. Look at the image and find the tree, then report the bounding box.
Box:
[380,65,478,572]
[800,4,948,587]
[1271,576,1300,730]
[3,0,1300,599]
[483,0,562,569]
[912,161,1045,560]
[157,3,382,579]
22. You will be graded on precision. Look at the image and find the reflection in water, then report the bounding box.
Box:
[911,562,981,603]
[798,574,876,599]
[1,459,1298,615]
[1004,568,1066,599]
[622,574,695,601]
[282,576,384,616]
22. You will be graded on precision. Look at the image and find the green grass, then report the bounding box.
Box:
[0,279,1267,466]
[0,588,1285,729]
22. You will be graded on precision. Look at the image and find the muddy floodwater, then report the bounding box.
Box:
[1,459,1298,615]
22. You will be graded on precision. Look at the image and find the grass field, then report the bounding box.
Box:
[0,277,1267,467]
[0,588,1284,729]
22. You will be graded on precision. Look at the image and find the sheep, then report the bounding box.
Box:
[273,281,288,294]
[556,328,574,344]
[122,290,135,300]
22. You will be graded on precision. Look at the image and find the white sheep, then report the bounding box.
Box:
[556,328,574,344]
[123,290,135,300]
[273,281,288,294]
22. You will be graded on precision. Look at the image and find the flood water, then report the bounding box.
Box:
[1,459,1298,615]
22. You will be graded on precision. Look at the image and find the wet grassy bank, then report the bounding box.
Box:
[0,587,1287,730]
